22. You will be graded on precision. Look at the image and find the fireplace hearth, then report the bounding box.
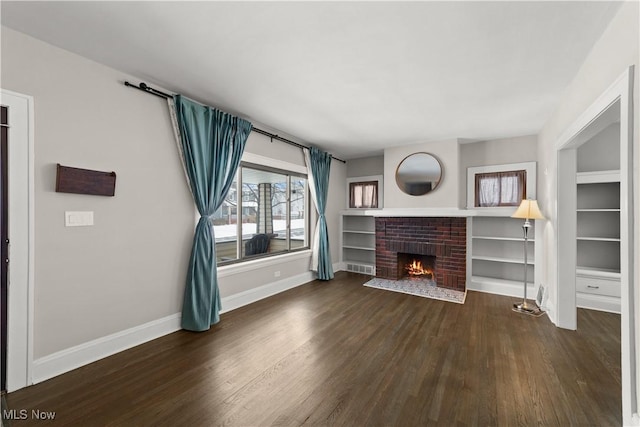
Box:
[375,217,466,291]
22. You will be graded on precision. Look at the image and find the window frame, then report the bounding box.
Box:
[474,169,527,207]
[346,175,383,210]
[467,162,537,212]
[214,154,310,267]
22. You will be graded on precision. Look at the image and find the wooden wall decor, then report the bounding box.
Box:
[56,164,116,196]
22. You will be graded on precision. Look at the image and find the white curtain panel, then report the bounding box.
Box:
[303,148,321,272]
[478,176,499,207]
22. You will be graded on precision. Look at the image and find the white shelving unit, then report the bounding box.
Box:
[470,215,536,297]
[340,213,376,275]
[576,170,621,313]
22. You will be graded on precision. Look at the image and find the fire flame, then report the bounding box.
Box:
[405,259,434,278]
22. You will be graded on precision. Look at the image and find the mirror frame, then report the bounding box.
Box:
[395,152,443,196]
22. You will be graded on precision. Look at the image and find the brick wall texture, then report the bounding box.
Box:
[375,217,466,291]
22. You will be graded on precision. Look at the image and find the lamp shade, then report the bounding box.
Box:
[512,199,545,220]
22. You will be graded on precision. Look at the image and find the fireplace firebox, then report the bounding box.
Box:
[397,253,436,280]
[375,217,466,291]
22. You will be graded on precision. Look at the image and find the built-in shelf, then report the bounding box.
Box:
[576,266,621,278]
[575,167,620,313]
[343,230,375,235]
[469,216,537,293]
[472,236,532,242]
[343,245,375,251]
[576,169,620,184]
[341,214,376,275]
[576,237,621,242]
[472,255,534,265]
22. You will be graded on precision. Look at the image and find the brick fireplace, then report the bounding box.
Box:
[375,217,466,291]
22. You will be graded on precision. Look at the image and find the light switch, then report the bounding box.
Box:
[65,211,94,227]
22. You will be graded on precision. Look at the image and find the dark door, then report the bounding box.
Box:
[1,105,8,393]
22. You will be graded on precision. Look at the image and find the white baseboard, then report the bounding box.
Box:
[467,276,535,298]
[32,270,322,384]
[576,292,621,314]
[220,271,315,313]
[32,313,182,384]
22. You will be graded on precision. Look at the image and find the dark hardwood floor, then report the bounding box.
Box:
[5,272,621,426]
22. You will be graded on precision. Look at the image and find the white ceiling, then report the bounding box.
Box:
[1,1,622,159]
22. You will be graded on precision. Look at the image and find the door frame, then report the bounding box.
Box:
[0,89,35,392]
[556,66,637,423]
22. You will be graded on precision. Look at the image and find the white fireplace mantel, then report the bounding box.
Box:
[340,208,477,217]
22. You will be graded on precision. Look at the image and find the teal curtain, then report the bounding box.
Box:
[171,95,252,331]
[306,147,334,280]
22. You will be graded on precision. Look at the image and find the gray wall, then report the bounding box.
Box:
[346,155,384,177]
[1,27,345,359]
[576,123,620,172]
[458,135,538,207]
[384,139,460,208]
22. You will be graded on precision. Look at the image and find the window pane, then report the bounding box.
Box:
[212,178,238,263]
[477,176,499,207]
[271,180,288,254]
[290,177,307,250]
[241,167,286,258]
[500,175,520,204]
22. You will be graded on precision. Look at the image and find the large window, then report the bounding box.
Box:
[212,162,308,265]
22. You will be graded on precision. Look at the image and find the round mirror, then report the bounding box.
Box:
[395,152,443,196]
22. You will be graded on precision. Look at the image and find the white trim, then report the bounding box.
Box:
[576,293,621,314]
[345,175,384,210]
[218,249,311,277]
[466,161,537,210]
[32,314,182,384]
[576,169,620,184]
[242,152,307,175]
[1,89,35,392]
[220,270,315,313]
[32,268,323,383]
[350,207,476,217]
[468,276,536,298]
[555,66,637,424]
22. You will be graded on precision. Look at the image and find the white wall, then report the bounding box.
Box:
[536,2,639,422]
[384,139,460,208]
[538,0,638,321]
[1,27,345,366]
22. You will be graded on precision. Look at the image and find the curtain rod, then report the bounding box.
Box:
[124,81,346,163]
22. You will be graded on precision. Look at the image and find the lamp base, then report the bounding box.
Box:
[512,301,545,317]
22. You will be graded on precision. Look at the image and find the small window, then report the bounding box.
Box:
[349,181,379,208]
[474,170,526,207]
[346,175,383,209]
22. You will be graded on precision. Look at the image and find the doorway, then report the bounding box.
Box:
[556,67,636,422]
[1,105,8,393]
[1,89,34,393]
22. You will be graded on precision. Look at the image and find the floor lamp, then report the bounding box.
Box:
[511,199,545,316]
